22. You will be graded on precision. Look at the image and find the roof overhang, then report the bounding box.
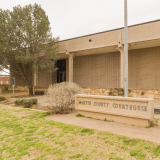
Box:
[58,39,160,59]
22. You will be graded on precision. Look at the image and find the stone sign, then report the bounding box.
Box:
[75,94,154,127]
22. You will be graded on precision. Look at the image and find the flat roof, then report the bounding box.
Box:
[59,19,160,42]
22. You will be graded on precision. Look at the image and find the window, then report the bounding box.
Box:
[6,81,9,84]
[1,81,3,84]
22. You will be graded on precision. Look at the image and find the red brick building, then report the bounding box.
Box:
[0,75,10,85]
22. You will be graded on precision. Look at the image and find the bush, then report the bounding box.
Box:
[14,99,23,106]
[4,86,9,91]
[14,98,37,108]
[23,99,33,108]
[46,82,82,114]
[0,96,6,101]
[31,98,37,104]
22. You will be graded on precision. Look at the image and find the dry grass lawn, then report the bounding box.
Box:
[0,105,160,160]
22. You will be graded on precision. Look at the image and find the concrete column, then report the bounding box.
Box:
[34,65,38,87]
[116,45,125,88]
[68,53,74,82]
[66,51,75,83]
[120,48,125,88]
[117,30,130,89]
[34,73,38,86]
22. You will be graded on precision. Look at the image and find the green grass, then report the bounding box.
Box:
[69,154,83,159]
[130,150,146,159]
[80,128,94,135]
[0,105,159,160]
[153,146,160,156]
[76,113,84,117]
[123,138,139,146]
[1,90,20,94]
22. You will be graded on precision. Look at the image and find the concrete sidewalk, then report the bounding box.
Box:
[45,111,160,143]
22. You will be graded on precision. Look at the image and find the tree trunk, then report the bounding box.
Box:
[29,86,34,96]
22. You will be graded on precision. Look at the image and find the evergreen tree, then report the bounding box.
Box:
[0,4,59,96]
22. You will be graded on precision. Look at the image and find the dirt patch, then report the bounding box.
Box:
[0,100,13,105]
[0,105,32,118]
[20,147,42,160]
[0,99,74,114]
[31,104,56,113]
[30,104,75,114]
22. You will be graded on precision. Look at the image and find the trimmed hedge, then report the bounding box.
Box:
[31,98,37,104]
[14,98,37,108]
[0,97,6,101]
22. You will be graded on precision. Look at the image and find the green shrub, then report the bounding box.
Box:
[31,98,37,104]
[14,98,37,108]
[22,99,33,108]
[0,96,6,101]
[14,99,23,106]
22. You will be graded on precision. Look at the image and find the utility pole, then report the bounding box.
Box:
[124,0,128,97]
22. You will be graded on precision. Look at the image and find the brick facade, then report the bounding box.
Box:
[0,75,10,85]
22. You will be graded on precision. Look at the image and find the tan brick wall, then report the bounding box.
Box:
[59,21,160,54]
[37,68,52,88]
[129,47,160,89]
[72,46,160,89]
[11,46,160,90]
[73,52,120,88]
[10,65,28,86]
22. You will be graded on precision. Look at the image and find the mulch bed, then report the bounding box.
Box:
[31,105,74,114]
[0,100,74,114]
[0,100,13,105]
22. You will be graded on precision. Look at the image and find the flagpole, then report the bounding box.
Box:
[124,0,128,97]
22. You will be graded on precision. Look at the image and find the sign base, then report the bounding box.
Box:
[79,110,150,127]
[75,94,154,127]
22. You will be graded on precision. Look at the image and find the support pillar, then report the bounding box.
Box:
[66,51,74,83]
[117,46,125,88]
[33,64,38,94]
[117,29,129,93]
[34,73,38,86]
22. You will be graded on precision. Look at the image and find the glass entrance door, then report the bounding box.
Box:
[59,71,66,83]
[57,59,66,83]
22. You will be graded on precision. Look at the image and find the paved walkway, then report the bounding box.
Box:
[45,111,160,143]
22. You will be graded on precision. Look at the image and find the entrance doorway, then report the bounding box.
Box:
[57,59,66,83]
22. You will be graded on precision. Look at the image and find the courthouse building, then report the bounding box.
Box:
[12,20,160,96]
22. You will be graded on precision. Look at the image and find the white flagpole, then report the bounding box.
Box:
[124,0,128,97]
